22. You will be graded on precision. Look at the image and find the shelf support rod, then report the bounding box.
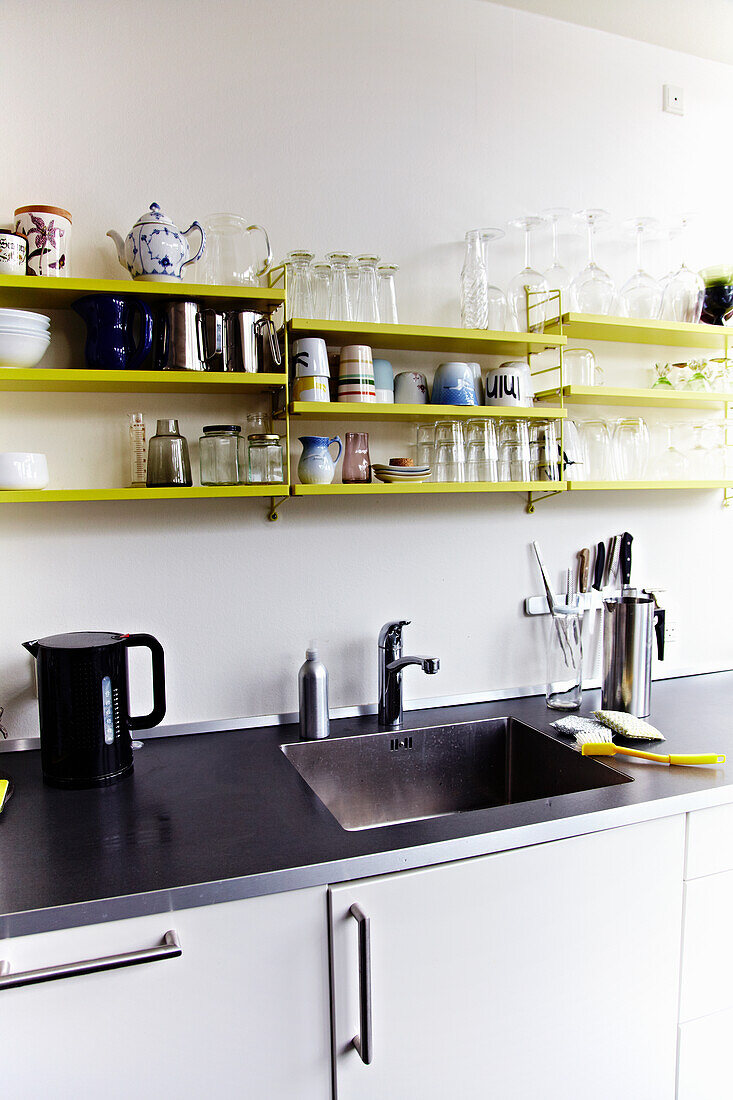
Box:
[268,496,289,522]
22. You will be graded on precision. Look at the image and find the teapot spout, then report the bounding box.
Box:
[106,230,127,269]
[23,640,40,658]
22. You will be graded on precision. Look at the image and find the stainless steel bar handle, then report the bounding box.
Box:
[349,903,373,1065]
[0,930,181,991]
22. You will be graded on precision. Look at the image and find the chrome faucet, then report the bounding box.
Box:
[378,620,440,729]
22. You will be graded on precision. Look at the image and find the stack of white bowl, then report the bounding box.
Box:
[0,308,51,368]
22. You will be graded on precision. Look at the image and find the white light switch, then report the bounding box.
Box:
[663,84,684,116]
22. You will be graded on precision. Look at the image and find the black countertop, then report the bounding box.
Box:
[2,672,732,937]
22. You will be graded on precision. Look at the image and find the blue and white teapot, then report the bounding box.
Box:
[107,203,206,282]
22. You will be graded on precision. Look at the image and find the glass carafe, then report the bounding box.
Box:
[461,229,489,329]
[197,214,272,285]
[147,419,192,487]
[286,250,315,319]
[342,432,371,483]
[377,264,399,324]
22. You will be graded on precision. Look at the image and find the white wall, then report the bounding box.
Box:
[2,0,733,738]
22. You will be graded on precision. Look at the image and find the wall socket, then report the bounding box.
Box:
[663,84,684,116]
[665,620,679,644]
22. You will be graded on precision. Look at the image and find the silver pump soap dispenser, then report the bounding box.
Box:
[298,648,330,740]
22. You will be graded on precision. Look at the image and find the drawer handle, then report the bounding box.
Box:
[0,929,181,991]
[349,904,373,1065]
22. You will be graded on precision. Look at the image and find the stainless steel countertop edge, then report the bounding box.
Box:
[3,779,732,940]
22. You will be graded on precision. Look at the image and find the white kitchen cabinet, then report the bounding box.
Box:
[330,815,685,1100]
[677,1006,733,1100]
[679,869,733,1022]
[0,886,331,1100]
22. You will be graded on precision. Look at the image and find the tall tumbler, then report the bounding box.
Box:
[546,605,583,710]
[602,594,665,717]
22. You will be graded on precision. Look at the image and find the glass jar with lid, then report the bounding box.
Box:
[248,434,284,484]
[199,425,246,485]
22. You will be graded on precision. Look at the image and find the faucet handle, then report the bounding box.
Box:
[378,620,410,650]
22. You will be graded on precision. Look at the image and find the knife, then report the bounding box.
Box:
[578,548,591,594]
[620,532,633,589]
[592,541,606,591]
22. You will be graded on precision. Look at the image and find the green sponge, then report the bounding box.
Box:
[593,710,665,742]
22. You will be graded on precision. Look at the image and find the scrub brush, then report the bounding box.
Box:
[574,726,725,766]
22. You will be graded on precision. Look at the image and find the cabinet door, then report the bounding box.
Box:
[677,1008,733,1099]
[330,816,685,1100]
[0,887,331,1100]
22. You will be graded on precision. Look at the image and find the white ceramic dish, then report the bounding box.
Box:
[0,452,49,490]
[372,464,430,475]
[0,308,50,329]
[374,470,429,484]
[0,329,51,368]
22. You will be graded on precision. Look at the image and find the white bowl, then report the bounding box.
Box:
[0,452,49,490]
[0,329,51,368]
[0,307,50,329]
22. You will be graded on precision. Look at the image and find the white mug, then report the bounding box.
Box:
[394,371,429,404]
[292,337,329,377]
[486,361,533,407]
[0,231,27,275]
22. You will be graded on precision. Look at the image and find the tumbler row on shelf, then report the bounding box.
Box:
[567,417,732,481]
[132,415,284,488]
[284,251,398,323]
[292,337,534,407]
[460,210,727,333]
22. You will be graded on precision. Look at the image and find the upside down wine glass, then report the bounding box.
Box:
[618,218,663,320]
[570,210,615,315]
[542,207,574,314]
[507,215,549,333]
[661,216,705,324]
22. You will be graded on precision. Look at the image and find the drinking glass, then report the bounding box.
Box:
[529,420,560,481]
[478,228,509,330]
[682,359,712,392]
[355,255,380,323]
[466,440,499,482]
[655,423,690,478]
[326,252,353,321]
[562,420,586,481]
[498,418,530,450]
[563,347,601,386]
[415,424,435,468]
[461,230,489,329]
[434,440,465,483]
[577,419,615,479]
[311,262,331,319]
[651,362,674,389]
[542,207,574,314]
[661,216,705,324]
[434,420,466,461]
[507,215,549,333]
[546,606,583,711]
[613,417,650,480]
[570,210,616,315]
[499,441,531,482]
[377,264,399,324]
[466,418,499,453]
[285,250,315,319]
[618,218,663,319]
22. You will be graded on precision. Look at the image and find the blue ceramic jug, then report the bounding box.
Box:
[297,436,342,484]
[72,294,154,370]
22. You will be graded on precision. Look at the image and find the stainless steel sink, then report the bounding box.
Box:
[282,717,632,830]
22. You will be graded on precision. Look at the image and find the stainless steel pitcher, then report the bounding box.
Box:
[602,594,665,717]
[156,300,206,371]
[224,310,282,373]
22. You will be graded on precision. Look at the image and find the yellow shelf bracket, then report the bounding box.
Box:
[268,495,289,522]
[525,487,564,514]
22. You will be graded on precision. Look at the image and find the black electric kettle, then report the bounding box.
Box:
[23,631,166,789]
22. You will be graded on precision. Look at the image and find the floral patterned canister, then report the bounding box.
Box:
[14,205,72,276]
[0,231,27,275]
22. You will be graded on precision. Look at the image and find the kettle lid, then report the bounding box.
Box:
[33,631,126,649]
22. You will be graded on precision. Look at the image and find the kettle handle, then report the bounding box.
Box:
[123,634,167,730]
[257,315,282,368]
[126,299,154,371]
[654,607,666,662]
[246,224,273,277]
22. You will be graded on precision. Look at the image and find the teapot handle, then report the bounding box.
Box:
[246,224,273,278]
[181,221,206,271]
[328,436,343,464]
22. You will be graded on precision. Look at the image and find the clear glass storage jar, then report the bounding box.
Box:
[248,434,284,484]
[199,424,246,486]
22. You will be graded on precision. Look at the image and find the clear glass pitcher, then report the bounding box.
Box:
[195,214,272,286]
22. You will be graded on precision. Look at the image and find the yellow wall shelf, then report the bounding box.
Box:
[567,481,732,491]
[0,274,285,313]
[545,312,731,350]
[287,400,567,422]
[0,367,288,394]
[291,482,561,496]
[534,385,732,409]
[289,318,566,356]
[0,485,289,504]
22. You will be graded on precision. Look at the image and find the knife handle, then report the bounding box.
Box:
[578,548,590,593]
[620,532,633,587]
[593,542,606,591]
